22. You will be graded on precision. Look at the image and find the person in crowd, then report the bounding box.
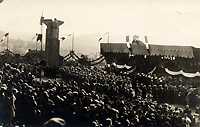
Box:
[182,113,191,127]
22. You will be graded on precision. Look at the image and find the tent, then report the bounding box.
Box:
[101,42,194,58]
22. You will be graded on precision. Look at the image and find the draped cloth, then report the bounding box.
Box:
[165,68,200,78]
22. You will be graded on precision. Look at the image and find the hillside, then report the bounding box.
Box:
[0,30,127,57]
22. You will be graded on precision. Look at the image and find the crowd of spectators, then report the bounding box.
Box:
[0,63,200,127]
[135,73,200,108]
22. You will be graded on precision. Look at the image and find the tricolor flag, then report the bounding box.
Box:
[126,36,129,42]
[40,16,44,25]
[126,36,131,48]
[126,35,133,55]
[0,32,9,42]
[144,36,150,54]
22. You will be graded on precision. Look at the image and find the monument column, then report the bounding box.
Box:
[42,18,64,67]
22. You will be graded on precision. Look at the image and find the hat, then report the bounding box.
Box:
[175,110,180,114]
[90,104,97,109]
[43,117,66,126]
[13,88,19,93]
[163,103,168,107]
[1,86,7,91]
[92,121,98,127]
[194,113,199,117]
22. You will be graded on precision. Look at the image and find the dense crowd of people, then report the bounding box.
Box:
[135,73,200,108]
[0,62,200,127]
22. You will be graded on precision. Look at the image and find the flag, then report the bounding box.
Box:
[0,0,4,3]
[98,37,102,41]
[0,32,9,42]
[40,16,44,25]
[61,37,65,41]
[4,33,8,37]
[144,36,150,54]
[126,36,129,42]
[37,34,42,42]
[144,36,149,49]
[68,34,71,36]
[126,42,131,49]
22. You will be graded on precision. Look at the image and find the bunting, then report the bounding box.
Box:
[165,68,200,78]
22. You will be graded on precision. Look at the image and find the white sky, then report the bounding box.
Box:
[0,0,200,48]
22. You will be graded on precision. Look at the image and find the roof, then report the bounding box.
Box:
[24,50,45,58]
[149,44,193,58]
[100,43,129,53]
[0,49,15,58]
[101,42,194,58]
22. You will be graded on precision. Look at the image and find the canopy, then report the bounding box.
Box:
[101,42,194,58]
[100,43,130,53]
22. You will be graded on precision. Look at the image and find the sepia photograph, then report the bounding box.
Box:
[0,0,200,126]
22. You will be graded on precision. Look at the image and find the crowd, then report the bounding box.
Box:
[0,62,200,127]
[135,73,200,108]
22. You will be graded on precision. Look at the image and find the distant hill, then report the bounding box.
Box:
[0,30,34,54]
[0,30,103,57]
[0,30,128,57]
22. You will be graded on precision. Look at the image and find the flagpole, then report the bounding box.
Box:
[41,12,43,55]
[36,38,37,51]
[7,32,9,50]
[72,32,74,51]
[108,31,109,43]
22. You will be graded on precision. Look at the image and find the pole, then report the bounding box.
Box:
[108,31,109,43]
[41,12,43,55]
[7,33,8,50]
[40,12,43,81]
[36,35,37,50]
[72,32,74,51]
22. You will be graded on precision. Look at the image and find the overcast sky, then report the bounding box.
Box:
[0,0,200,48]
